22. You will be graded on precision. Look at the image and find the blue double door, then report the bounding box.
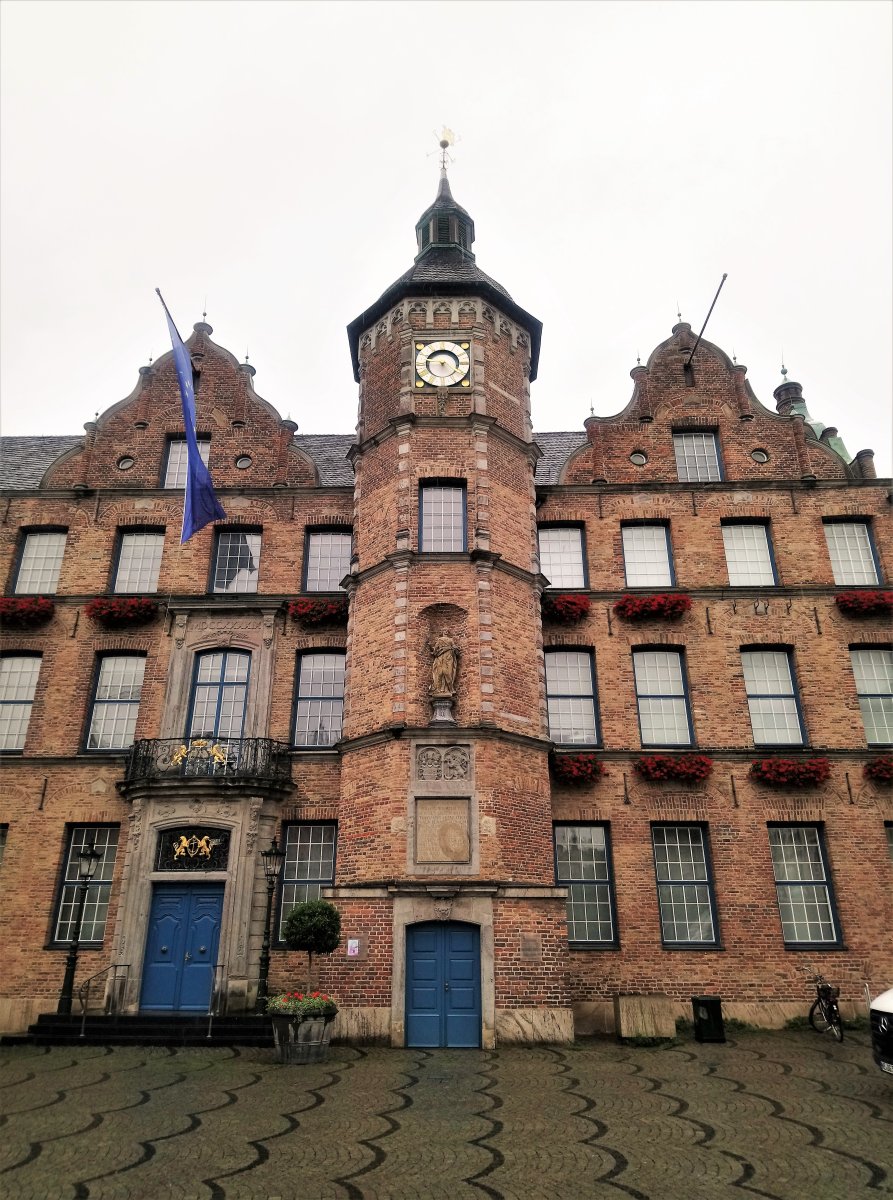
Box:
[140,884,224,1012]
[405,922,481,1048]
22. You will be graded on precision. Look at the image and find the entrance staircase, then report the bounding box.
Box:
[7,1012,274,1048]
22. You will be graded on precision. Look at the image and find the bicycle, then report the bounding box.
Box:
[808,973,844,1042]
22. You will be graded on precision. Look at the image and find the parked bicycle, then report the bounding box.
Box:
[808,973,844,1042]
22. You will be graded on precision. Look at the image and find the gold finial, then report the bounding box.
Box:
[676,301,682,322]
[436,126,456,172]
[780,349,787,381]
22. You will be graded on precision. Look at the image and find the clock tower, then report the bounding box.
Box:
[334,164,573,1047]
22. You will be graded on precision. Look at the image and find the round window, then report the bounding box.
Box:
[235,455,253,469]
[117,455,135,471]
[751,449,769,463]
[629,452,647,466]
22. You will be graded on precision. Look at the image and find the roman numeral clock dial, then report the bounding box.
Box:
[415,340,471,388]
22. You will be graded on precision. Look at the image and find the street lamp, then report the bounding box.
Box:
[255,836,286,1013]
[57,841,103,1015]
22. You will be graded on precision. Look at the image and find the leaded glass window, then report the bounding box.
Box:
[420,484,466,552]
[652,825,718,945]
[673,433,722,482]
[278,823,337,938]
[768,825,839,945]
[294,653,345,747]
[53,826,119,944]
[554,824,616,944]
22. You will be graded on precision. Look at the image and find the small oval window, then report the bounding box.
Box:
[751,449,769,463]
[117,455,135,470]
[629,452,647,466]
[235,455,253,469]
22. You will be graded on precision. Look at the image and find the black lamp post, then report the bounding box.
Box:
[57,841,103,1015]
[256,836,286,1013]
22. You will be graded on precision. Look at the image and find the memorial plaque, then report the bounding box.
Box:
[415,798,471,864]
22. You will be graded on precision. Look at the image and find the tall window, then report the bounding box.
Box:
[823,521,880,585]
[0,655,41,752]
[53,826,119,944]
[294,652,345,746]
[14,530,67,594]
[673,433,722,482]
[622,524,673,587]
[652,824,718,946]
[304,530,352,591]
[554,824,617,945]
[886,824,893,864]
[212,530,261,594]
[633,649,693,746]
[722,523,777,586]
[741,649,805,745]
[189,651,250,740]
[545,650,598,744]
[0,824,7,869]
[850,648,893,745]
[85,656,145,750]
[163,438,210,489]
[113,530,164,593]
[420,483,466,552]
[278,823,337,938]
[538,526,586,588]
[768,825,840,946]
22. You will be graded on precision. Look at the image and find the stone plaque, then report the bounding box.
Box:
[520,934,542,961]
[415,798,471,864]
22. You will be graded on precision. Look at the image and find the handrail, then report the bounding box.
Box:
[78,963,130,1037]
[206,962,227,1040]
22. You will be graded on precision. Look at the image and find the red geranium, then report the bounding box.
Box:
[0,596,55,629]
[550,752,605,784]
[541,593,591,624]
[749,758,831,788]
[288,596,349,627]
[864,756,893,786]
[634,753,713,782]
[835,591,893,617]
[614,593,692,621]
[85,597,158,627]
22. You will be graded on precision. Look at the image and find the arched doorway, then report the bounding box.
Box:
[405,921,481,1047]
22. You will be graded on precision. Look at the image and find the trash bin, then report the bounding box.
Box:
[691,995,725,1043]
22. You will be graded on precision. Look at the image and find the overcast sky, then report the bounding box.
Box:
[1,0,890,474]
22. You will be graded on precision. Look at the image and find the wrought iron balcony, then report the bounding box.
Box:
[125,738,292,785]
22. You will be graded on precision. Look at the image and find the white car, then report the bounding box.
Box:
[870,987,893,1074]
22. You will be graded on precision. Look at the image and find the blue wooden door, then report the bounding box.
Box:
[405,922,481,1048]
[140,884,223,1011]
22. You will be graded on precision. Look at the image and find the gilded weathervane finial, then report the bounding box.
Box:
[436,126,456,173]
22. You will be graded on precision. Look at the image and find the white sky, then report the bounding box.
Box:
[1,0,891,475]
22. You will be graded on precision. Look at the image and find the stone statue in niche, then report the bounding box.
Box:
[429,633,459,725]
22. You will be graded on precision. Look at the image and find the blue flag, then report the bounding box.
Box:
[156,290,226,543]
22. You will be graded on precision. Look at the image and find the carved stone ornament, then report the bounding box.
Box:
[443,747,470,780]
[417,747,443,780]
[432,898,454,922]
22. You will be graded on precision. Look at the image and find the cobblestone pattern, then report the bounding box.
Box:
[1,1030,890,1200]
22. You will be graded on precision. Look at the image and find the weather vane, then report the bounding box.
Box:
[434,126,457,172]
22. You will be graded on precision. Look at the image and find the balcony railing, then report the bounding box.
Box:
[126,738,292,784]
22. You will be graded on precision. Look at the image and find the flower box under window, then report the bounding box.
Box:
[85,597,159,628]
[834,591,893,617]
[864,756,893,786]
[749,757,831,788]
[0,597,55,629]
[288,596,349,627]
[541,593,591,625]
[614,593,692,621]
[550,752,605,784]
[634,753,713,783]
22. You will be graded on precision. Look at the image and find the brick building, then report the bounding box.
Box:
[1,169,891,1043]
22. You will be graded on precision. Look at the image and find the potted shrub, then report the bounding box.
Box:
[749,758,831,788]
[834,591,893,617]
[541,593,591,624]
[85,596,158,628]
[270,899,341,1064]
[550,752,605,784]
[0,596,54,629]
[864,756,893,786]
[614,593,692,621]
[634,754,714,783]
[287,596,349,627]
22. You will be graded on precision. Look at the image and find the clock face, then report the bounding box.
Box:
[415,340,471,388]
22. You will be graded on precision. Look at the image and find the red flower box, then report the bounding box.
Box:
[634,753,713,782]
[0,596,55,629]
[541,593,591,624]
[288,596,349,627]
[835,591,893,617]
[613,593,692,621]
[550,752,605,784]
[85,597,159,628]
[864,756,893,786]
[749,757,831,788]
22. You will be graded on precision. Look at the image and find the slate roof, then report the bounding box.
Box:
[0,431,583,491]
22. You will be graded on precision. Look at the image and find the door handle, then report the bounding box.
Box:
[160,946,168,954]
[444,982,450,991]
[198,946,207,954]
[184,952,192,962]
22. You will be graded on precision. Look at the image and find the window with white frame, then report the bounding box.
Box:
[53,826,119,944]
[673,433,722,482]
[278,823,337,938]
[741,649,805,745]
[163,438,210,489]
[545,650,598,744]
[420,483,466,552]
[722,523,776,586]
[113,530,164,593]
[294,653,345,747]
[14,530,67,594]
[823,521,879,585]
[212,530,261,594]
[651,824,718,945]
[768,825,839,945]
[633,649,692,746]
[85,656,145,750]
[850,648,893,745]
[622,524,673,587]
[538,527,586,588]
[304,530,352,591]
[0,655,41,752]
[554,824,616,944]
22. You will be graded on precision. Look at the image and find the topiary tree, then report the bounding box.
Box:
[282,899,341,992]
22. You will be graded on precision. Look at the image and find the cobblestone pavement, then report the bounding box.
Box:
[0,1030,890,1200]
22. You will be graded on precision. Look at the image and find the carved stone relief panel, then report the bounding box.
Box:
[414,744,472,782]
[415,798,471,864]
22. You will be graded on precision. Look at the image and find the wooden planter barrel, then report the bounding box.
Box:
[271,1015,335,1064]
